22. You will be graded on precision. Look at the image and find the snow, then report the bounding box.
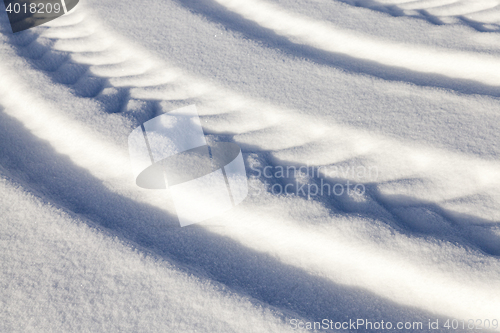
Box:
[1,0,500,331]
[0,176,289,332]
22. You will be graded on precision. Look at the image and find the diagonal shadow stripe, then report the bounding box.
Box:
[173,0,500,98]
[0,106,458,332]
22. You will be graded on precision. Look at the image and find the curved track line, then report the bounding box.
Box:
[1,1,500,322]
[341,0,500,30]
[214,0,500,86]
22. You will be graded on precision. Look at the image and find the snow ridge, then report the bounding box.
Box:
[1,0,500,331]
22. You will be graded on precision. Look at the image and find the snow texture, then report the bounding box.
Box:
[1,0,500,331]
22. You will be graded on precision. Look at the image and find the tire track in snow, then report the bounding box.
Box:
[0,7,449,328]
[213,0,500,87]
[0,53,442,331]
[1,0,500,323]
[340,0,500,31]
